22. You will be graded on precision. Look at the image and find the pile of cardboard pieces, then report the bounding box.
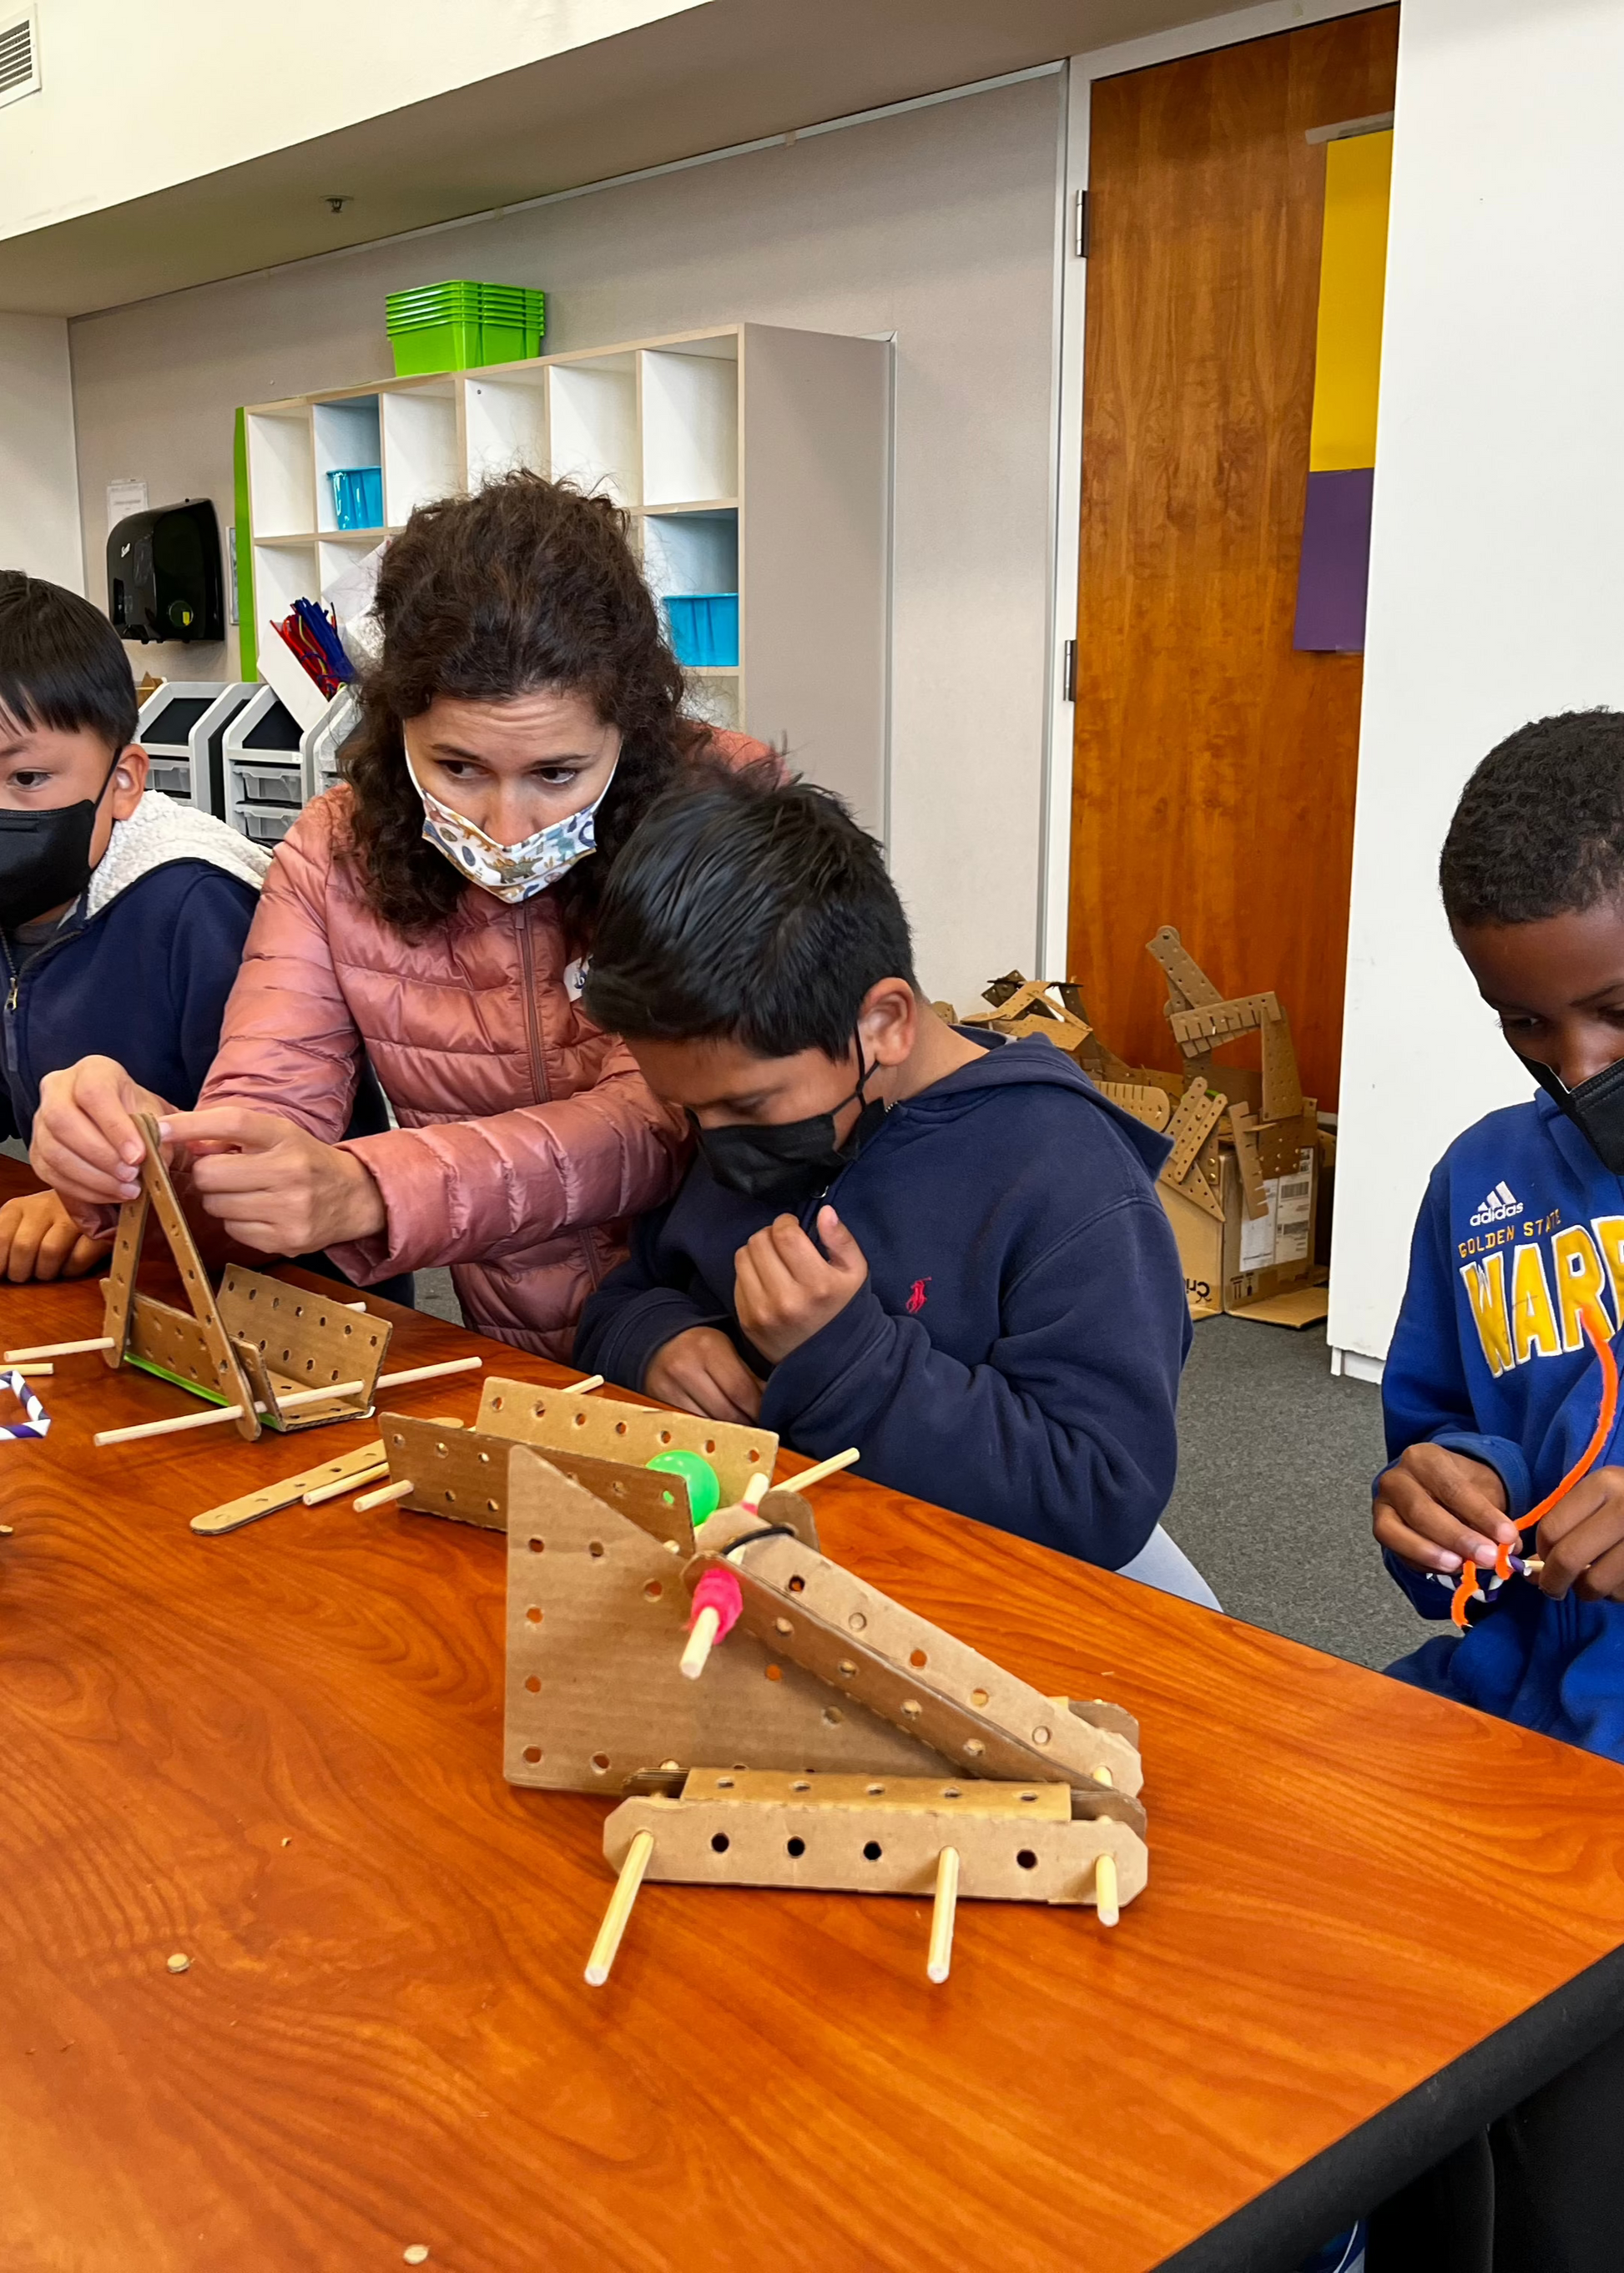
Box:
[955,931,1329,1328]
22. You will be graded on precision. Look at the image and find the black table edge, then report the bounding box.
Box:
[1157,1939,1624,2273]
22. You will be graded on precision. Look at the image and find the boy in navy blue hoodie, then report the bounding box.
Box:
[574,770,1209,1592]
[0,572,270,1281]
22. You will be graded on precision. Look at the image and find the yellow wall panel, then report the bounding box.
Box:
[1308,128,1392,472]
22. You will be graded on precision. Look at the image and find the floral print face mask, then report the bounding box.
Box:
[403,741,618,905]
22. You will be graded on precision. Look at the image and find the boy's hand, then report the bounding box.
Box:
[0,1188,108,1283]
[644,1327,763,1424]
[160,1108,386,1252]
[734,1206,869,1366]
[32,1056,173,1212]
[1373,1443,1518,1574]
[1532,1466,1624,1602]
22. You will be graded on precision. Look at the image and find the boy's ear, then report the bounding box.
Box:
[109,743,149,819]
[857,976,917,1068]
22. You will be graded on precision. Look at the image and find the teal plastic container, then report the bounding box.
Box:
[663,593,739,668]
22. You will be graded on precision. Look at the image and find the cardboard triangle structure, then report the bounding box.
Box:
[99,1114,391,1438]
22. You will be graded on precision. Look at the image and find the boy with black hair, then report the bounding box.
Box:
[0,571,268,1278]
[1378,707,1624,1740]
[1357,712,1624,2273]
[575,771,1211,1593]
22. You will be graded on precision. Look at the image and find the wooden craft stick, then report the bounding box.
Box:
[1094,1852,1120,1928]
[374,1357,484,1392]
[5,1336,115,1362]
[271,1377,366,1412]
[927,1846,961,1985]
[355,1476,413,1512]
[94,1401,247,1448]
[679,1605,722,1681]
[304,1464,388,1507]
[585,1828,654,1988]
[776,1447,860,1494]
[190,1439,387,1536]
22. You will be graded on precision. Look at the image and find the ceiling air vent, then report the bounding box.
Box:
[0,7,39,110]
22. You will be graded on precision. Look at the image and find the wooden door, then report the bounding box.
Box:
[1067,8,1400,1109]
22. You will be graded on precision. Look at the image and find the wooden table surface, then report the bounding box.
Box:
[3,1172,1624,2272]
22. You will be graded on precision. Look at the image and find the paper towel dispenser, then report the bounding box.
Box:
[107,498,224,644]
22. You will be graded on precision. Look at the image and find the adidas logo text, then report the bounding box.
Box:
[1470,1180,1522,1227]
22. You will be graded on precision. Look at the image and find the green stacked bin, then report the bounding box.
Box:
[386,282,546,377]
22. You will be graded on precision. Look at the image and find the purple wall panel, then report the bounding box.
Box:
[1294,466,1375,653]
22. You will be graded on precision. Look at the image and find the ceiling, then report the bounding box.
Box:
[0,0,1255,317]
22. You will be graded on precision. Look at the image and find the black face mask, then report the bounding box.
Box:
[692,1041,886,1207]
[1518,1049,1624,1175]
[0,753,120,932]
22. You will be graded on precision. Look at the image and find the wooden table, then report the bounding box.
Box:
[3,1178,1624,2271]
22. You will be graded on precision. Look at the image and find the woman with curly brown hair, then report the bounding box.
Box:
[32,473,767,1358]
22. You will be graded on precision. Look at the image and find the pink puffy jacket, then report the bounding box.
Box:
[199,784,692,1358]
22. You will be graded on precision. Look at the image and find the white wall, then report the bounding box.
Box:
[1329,0,1624,1366]
[0,312,82,588]
[0,0,705,240]
[66,75,1064,1010]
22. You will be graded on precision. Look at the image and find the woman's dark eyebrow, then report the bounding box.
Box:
[426,743,592,767]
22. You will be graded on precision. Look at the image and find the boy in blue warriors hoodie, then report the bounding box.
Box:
[1363,711,1624,2273]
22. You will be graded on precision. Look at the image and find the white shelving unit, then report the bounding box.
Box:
[240,324,891,829]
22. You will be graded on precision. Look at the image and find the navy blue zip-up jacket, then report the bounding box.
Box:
[1383,1091,1624,1758]
[574,1036,1191,1568]
[2,859,258,1142]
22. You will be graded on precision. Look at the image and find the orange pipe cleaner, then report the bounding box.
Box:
[1451,1310,1620,1629]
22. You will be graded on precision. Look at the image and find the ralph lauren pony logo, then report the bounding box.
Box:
[905,1278,931,1314]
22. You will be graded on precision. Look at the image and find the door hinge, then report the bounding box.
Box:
[1063,638,1077,703]
[1074,189,1090,259]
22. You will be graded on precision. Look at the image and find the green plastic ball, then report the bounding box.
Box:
[646,1448,722,1523]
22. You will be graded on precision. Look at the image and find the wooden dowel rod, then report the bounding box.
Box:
[1092,1767,1114,1787]
[1094,1852,1120,1929]
[94,1402,246,1448]
[5,1336,115,1361]
[305,1464,387,1508]
[573,1374,605,1394]
[927,1846,961,1984]
[374,1357,483,1392]
[342,1302,368,1311]
[1523,1557,1545,1575]
[273,1378,366,1412]
[7,1363,52,1378]
[679,1605,721,1681]
[585,1830,654,1987]
[775,1446,860,1494]
[740,1471,772,1514]
[354,1476,413,1512]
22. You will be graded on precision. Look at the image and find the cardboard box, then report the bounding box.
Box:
[1158,1109,1327,1325]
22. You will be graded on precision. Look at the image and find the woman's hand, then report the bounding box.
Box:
[1372,1443,1517,1574]
[31,1055,173,1212]
[160,1107,387,1254]
[0,1188,109,1283]
[644,1327,763,1424]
